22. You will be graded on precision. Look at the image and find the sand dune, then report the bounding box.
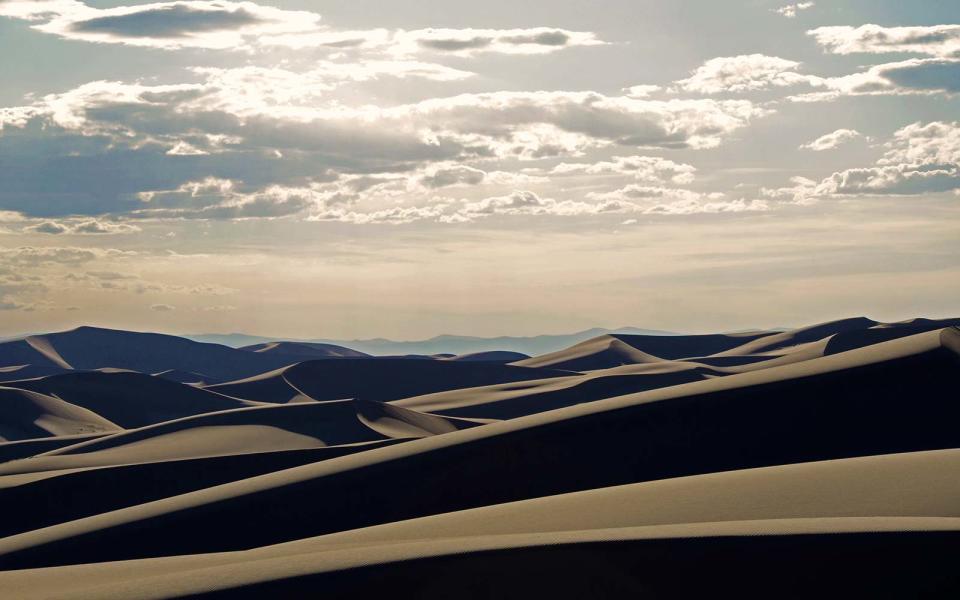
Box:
[1,450,959,597]
[205,358,569,404]
[0,327,956,569]
[0,327,299,381]
[0,318,956,595]
[446,350,530,362]
[151,369,222,386]
[240,341,371,359]
[392,361,716,419]
[0,387,119,442]
[513,335,665,370]
[0,434,107,464]
[0,399,480,480]
[4,371,250,428]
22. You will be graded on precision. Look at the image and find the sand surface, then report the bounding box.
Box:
[0,318,957,596]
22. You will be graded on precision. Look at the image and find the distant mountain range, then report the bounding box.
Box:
[184,327,679,356]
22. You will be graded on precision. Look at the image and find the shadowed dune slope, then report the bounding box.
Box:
[512,335,666,371]
[0,434,107,464]
[717,316,960,357]
[393,361,718,420]
[0,387,119,442]
[152,370,222,386]
[0,327,299,381]
[446,351,530,362]
[4,372,250,428]
[239,341,370,360]
[0,364,67,384]
[514,316,960,373]
[206,358,570,404]
[712,316,880,356]
[825,318,960,355]
[1,450,959,597]
[0,399,488,479]
[0,329,956,568]
[0,441,405,538]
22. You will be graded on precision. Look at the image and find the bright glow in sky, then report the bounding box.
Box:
[0,0,958,338]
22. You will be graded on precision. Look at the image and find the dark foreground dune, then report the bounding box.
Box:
[0,317,957,597]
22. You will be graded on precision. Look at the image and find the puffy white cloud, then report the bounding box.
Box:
[809,24,960,58]
[774,2,814,18]
[24,218,141,234]
[0,76,766,219]
[673,53,960,101]
[820,121,960,195]
[0,245,137,266]
[418,164,486,189]
[790,58,960,102]
[135,178,317,219]
[550,155,696,184]
[2,0,325,50]
[799,129,862,151]
[310,203,451,225]
[673,54,816,94]
[767,121,960,201]
[387,27,605,57]
[0,1,606,55]
[623,85,661,98]
[642,198,769,215]
[407,92,768,151]
[444,190,639,222]
[304,183,763,225]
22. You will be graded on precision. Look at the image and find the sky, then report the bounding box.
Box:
[0,0,958,339]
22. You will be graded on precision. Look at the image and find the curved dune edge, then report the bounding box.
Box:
[0,398,481,483]
[0,328,954,563]
[22,337,73,371]
[1,517,958,600]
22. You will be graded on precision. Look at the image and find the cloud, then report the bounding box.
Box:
[821,121,960,195]
[307,183,765,225]
[673,53,960,101]
[774,2,814,18]
[388,27,604,57]
[444,190,639,222]
[766,121,960,201]
[24,218,141,234]
[408,92,768,152]
[444,188,767,221]
[418,163,547,189]
[642,197,769,215]
[809,24,960,58]
[311,203,451,225]
[150,303,175,311]
[263,27,606,55]
[1,0,325,50]
[0,1,606,55]
[551,155,696,184]
[0,76,766,219]
[0,245,137,266]
[790,58,960,101]
[135,178,316,220]
[623,85,661,98]
[799,129,862,151]
[673,54,817,94]
[418,164,486,189]
[587,184,715,202]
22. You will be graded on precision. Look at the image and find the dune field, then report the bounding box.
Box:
[0,317,957,597]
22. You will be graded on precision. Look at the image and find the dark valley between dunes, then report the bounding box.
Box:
[0,316,956,597]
